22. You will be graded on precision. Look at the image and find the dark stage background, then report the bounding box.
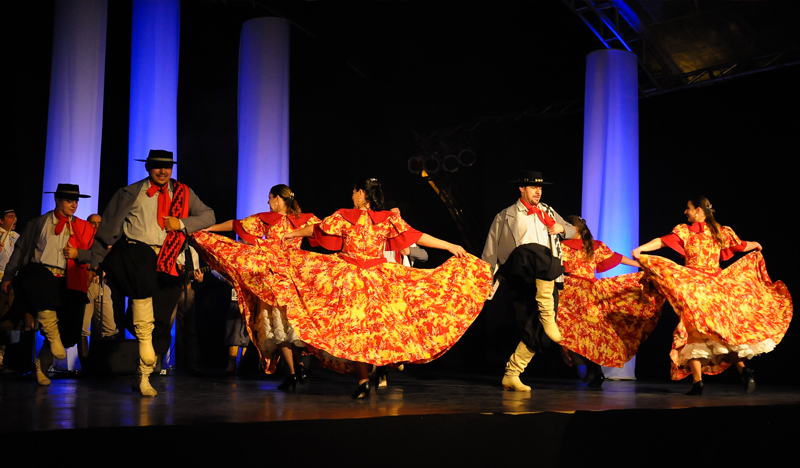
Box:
[5,1,798,384]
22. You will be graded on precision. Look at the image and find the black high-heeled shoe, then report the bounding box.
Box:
[686,380,704,396]
[296,363,308,385]
[741,368,756,394]
[278,374,297,391]
[352,380,370,399]
[587,371,605,388]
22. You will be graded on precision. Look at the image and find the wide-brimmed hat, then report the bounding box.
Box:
[134,149,177,168]
[45,183,91,199]
[509,170,553,186]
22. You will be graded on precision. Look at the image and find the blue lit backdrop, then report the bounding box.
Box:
[582,49,639,277]
[237,18,291,219]
[582,49,639,378]
[41,0,108,220]
[127,0,180,183]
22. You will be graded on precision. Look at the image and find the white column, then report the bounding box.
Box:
[41,0,108,220]
[237,18,290,219]
[582,49,639,379]
[127,0,180,183]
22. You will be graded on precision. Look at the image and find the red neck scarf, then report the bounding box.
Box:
[54,210,73,236]
[146,181,171,229]
[519,198,555,228]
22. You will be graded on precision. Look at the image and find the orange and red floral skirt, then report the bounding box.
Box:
[274,249,493,367]
[557,272,665,368]
[639,251,792,380]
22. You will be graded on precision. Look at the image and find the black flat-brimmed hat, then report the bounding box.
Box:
[45,183,91,199]
[510,170,553,186]
[1,207,14,215]
[135,149,177,168]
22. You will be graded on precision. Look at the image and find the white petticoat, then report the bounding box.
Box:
[678,339,776,366]
[251,299,306,354]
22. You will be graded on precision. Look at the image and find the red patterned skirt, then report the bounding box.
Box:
[639,251,793,380]
[557,272,665,368]
[194,231,300,374]
[273,249,493,367]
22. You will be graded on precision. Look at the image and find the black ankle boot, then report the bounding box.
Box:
[352,380,370,399]
[277,374,297,391]
[686,380,704,396]
[296,363,308,385]
[741,368,756,394]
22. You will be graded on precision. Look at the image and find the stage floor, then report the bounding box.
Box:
[2,367,799,433]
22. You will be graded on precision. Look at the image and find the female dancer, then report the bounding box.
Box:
[557,216,664,387]
[194,184,320,390]
[282,178,493,398]
[632,196,792,395]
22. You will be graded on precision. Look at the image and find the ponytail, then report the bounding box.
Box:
[689,195,723,246]
[565,215,594,260]
[270,184,301,217]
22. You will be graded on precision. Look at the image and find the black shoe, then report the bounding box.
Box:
[277,374,297,391]
[296,363,308,385]
[686,380,704,396]
[741,368,756,394]
[352,380,370,399]
[587,371,605,388]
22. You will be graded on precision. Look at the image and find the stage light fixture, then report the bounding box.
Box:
[423,156,441,174]
[458,148,476,167]
[442,154,460,172]
[408,156,424,174]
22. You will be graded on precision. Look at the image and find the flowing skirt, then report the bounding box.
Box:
[273,249,493,367]
[639,251,792,380]
[557,272,665,368]
[194,232,302,374]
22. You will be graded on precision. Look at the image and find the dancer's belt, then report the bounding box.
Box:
[125,237,161,255]
[43,265,66,277]
[340,255,387,269]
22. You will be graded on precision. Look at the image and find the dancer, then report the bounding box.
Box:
[282,178,492,399]
[2,184,94,386]
[92,150,215,396]
[194,184,320,390]
[482,170,574,392]
[557,215,665,387]
[632,196,792,395]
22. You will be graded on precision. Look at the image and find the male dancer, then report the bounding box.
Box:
[2,185,95,385]
[482,170,574,392]
[0,206,18,373]
[91,150,214,396]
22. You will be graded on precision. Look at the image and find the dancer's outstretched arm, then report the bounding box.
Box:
[620,255,642,269]
[743,241,763,252]
[203,220,234,232]
[416,233,467,258]
[632,238,664,260]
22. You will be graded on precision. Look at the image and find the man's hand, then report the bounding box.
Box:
[1,281,11,294]
[63,246,78,259]
[548,223,565,235]
[163,216,182,232]
[400,247,411,256]
[193,270,204,283]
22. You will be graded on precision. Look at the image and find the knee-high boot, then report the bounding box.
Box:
[132,359,158,397]
[37,310,66,359]
[132,298,156,366]
[502,341,535,392]
[35,342,54,386]
[535,279,562,343]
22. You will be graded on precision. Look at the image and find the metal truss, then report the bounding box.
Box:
[561,0,800,97]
